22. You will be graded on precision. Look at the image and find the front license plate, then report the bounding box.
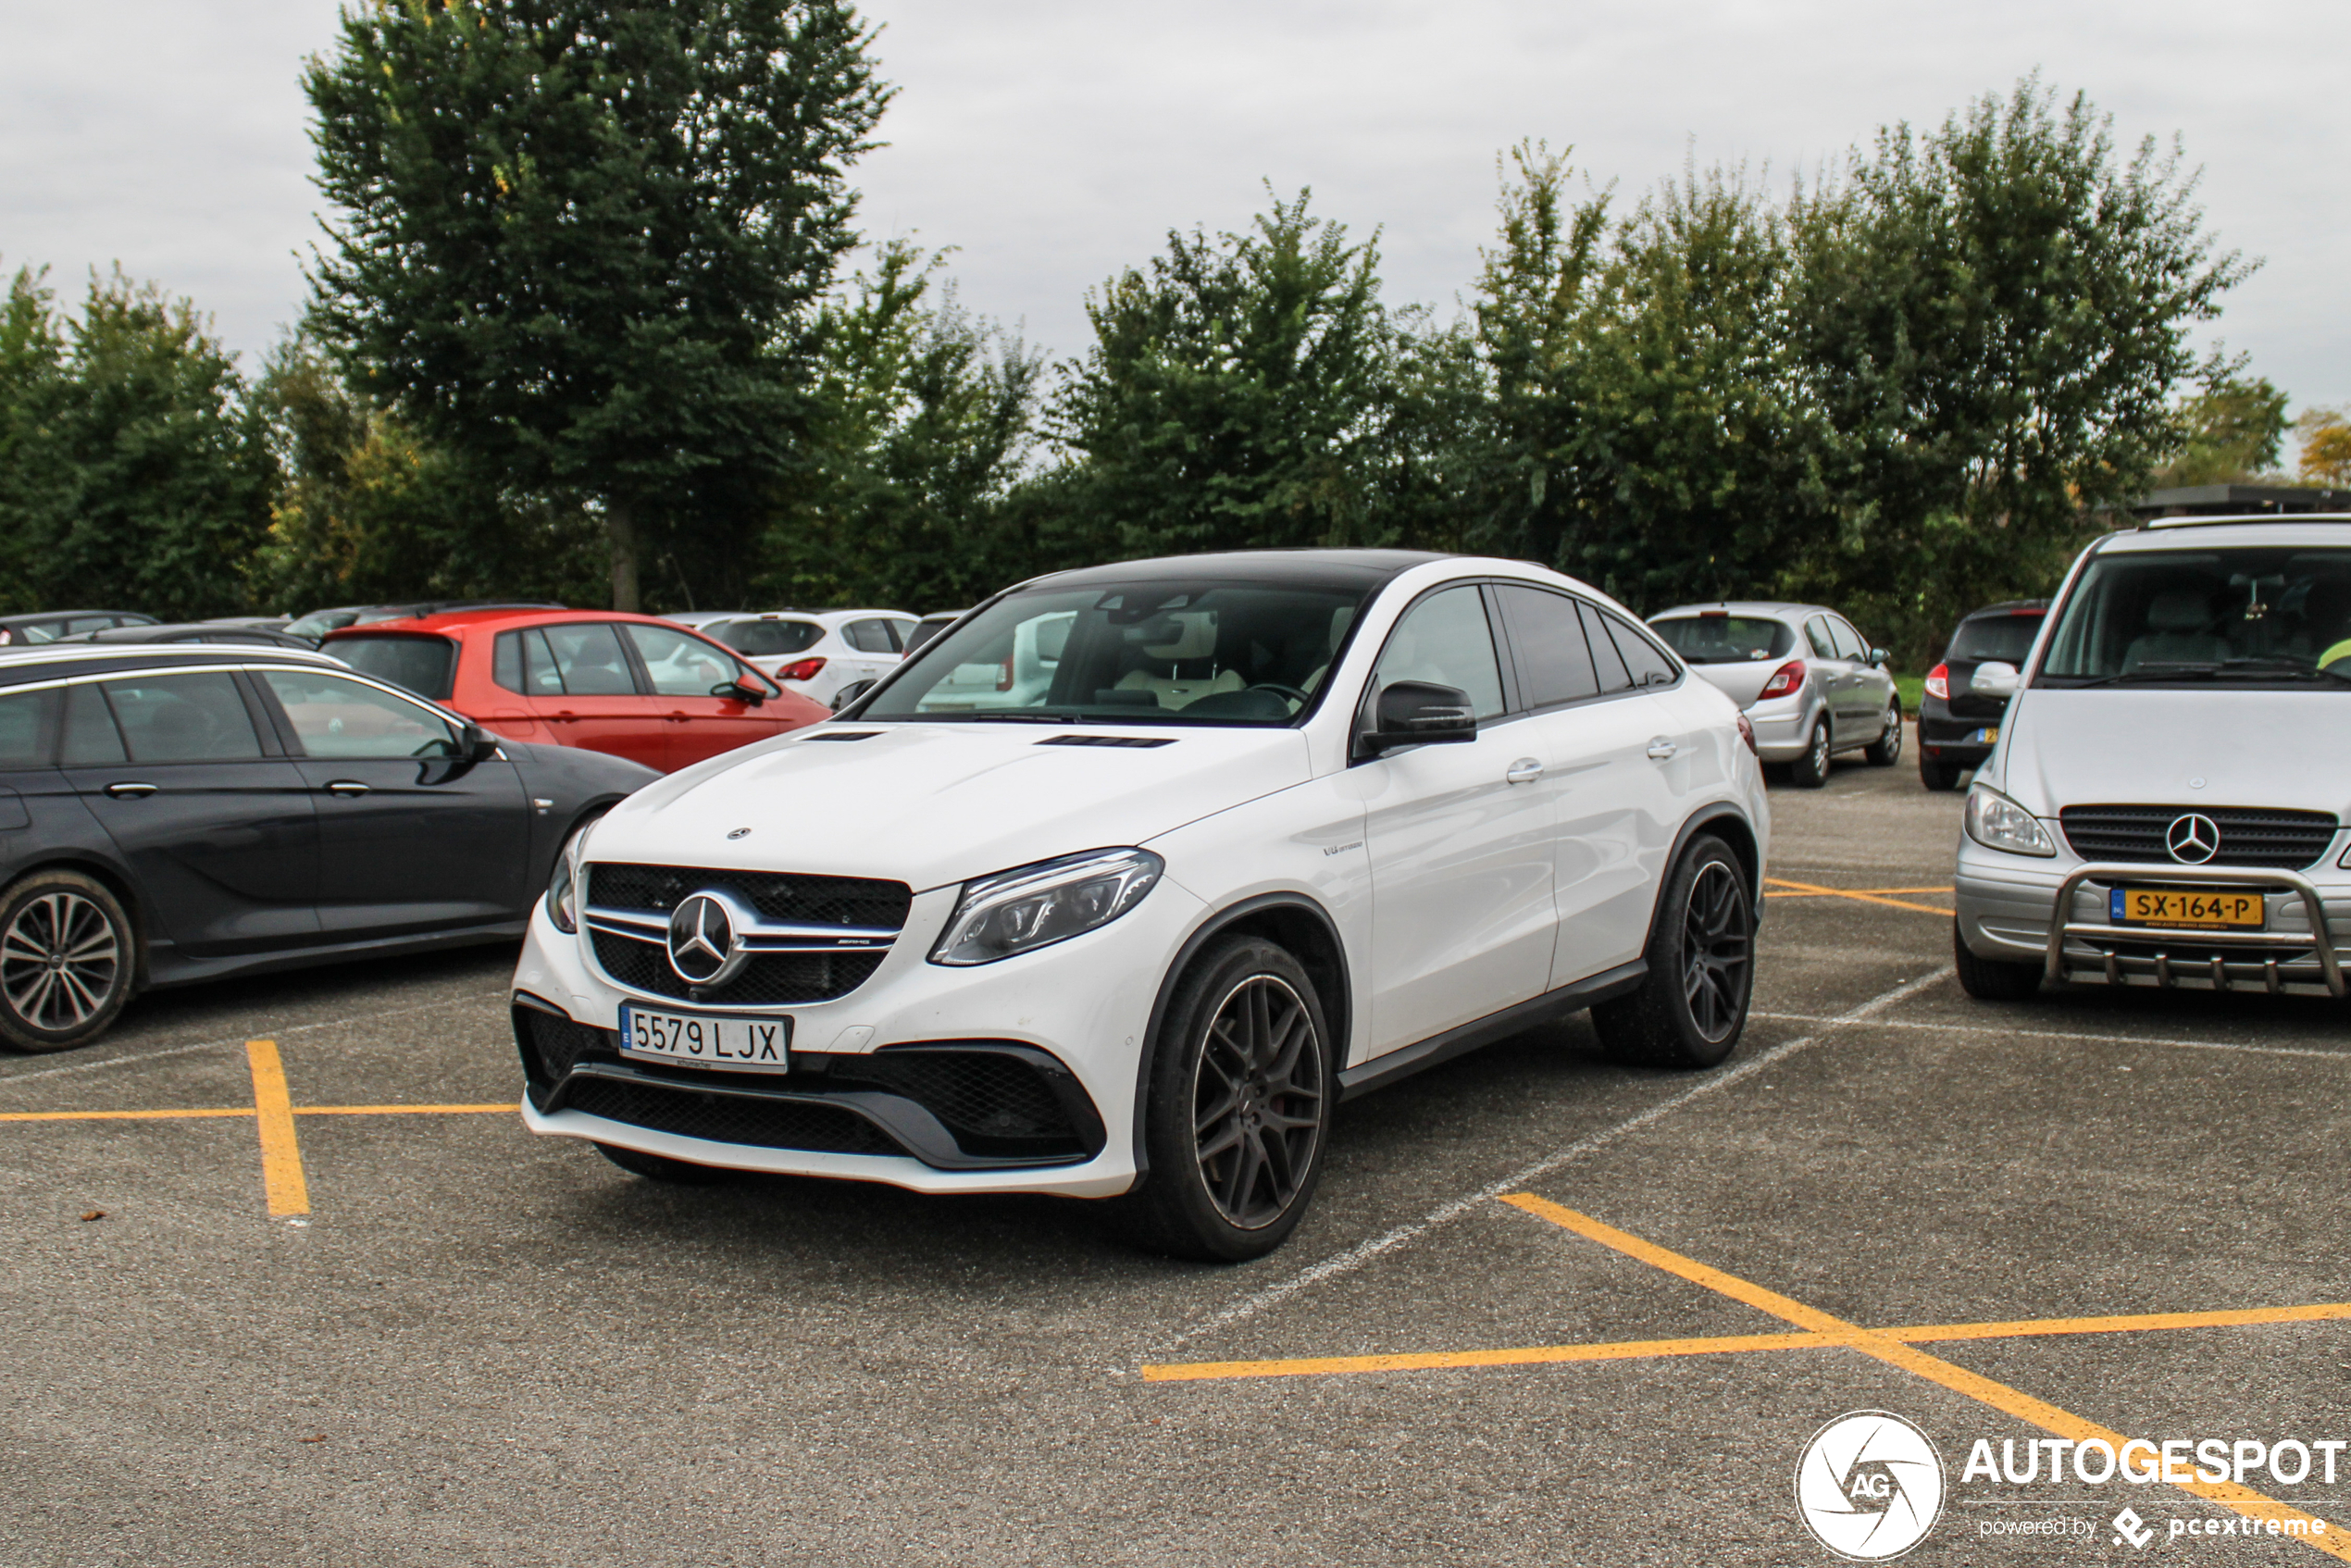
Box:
[2108,887,2265,930]
[1972,726,1999,744]
[618,1005,791,1072]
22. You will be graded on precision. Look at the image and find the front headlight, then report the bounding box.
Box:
[930,848,1163,966]
[544,822,591,933]
[1964,784,2056,857]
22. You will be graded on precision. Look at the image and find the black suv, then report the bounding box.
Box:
[1918,599,2047,790]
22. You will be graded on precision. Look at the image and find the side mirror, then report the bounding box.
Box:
[711,679,767,707]
[460,722,502,763]
[1363,680,1477,754]
[1869,647,1891,668]
[1971,661,2020,698]
[829,678,876,713]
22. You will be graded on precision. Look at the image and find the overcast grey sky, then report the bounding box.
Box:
[4,0,2344,411]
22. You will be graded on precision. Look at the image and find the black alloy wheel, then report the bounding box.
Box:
[1594,835,1754,1069]
[0,870,136,1053]
[1862,699,1903,765]
[1115,934,1333,1262]
[1789,718,1832,789]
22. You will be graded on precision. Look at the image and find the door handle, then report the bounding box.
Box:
[1504,757,1544,785]
[323,780,371,797]
[1645,737,1678,761]
[105,781,158,799]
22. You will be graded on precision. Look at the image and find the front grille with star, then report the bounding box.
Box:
[582,863,911,1006]
[2057,805,2339,869]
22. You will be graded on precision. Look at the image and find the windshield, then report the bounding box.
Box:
[1947,611,2045,665]
[1648,615,1794,664]
[861,579,1373,725]
[2038,548,2351,687]
[711,618,824,658]
[330,633,458,701]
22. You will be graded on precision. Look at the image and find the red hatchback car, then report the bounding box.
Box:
[322,608,827,772]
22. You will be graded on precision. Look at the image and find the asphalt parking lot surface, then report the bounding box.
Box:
[6,732,2347,1566]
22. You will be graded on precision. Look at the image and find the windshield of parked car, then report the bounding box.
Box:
[330,633,458,701]
[860,579,1374,725]
[710,618,825,658]
[1947,611,2044,665]
[2037,548,2351,688]
[1648,615,1794,664]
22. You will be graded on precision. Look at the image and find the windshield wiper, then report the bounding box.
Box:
[2056,659,2351,689]
[2211,657,2351,686]
[959,710,1080,724]
[2056,666,2222,688]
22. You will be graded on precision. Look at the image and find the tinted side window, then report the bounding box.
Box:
[622,623,740,697]
[99,673,263,763]
[1495,585,1599,707]
[261,669,460,759]
[0,689,53,767]
[843,618,897,654]
[1829,617,1868,662]
[1605,615,1679,688]
[1373,585,1506,720]
[1580,601,1634,693]
[493,630,526,693]
[62,684,127,765]
[539,623,639,695]
[1805,616,1838,660]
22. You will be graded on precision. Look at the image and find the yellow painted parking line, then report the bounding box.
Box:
[1140,1329,1838,1383]
[1763,877,1954,916]
[1504,1196,2350,1562]
[293,1103,518,1116]
[244,1039,309,1218]
[1893,1302,2351,1343]
[0,1107,257,1122]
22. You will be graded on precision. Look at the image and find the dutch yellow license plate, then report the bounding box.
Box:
[2108,887,2265,929]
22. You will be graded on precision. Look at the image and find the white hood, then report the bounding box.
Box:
[1997,690,2351,818]
[587,724,1314,890]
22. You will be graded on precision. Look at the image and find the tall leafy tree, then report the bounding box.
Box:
[305,0,890,609]
[1056,190,1394,557]
[0,267,274,617]
[2153,350,2291,487]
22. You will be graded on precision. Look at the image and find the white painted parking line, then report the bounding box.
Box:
[0,989,509,1089]
[1151,966,1955,1357]
[1749,1011,2351,1063]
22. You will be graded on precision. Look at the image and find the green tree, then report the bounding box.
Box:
[0,266,274,617]
[2295,406,2351,488]
[2154,349,2290,486]
[762,241,1048,610]
[305,0,890,610]
[1056,189,1394,557]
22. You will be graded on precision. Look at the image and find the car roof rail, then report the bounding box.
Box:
[2140,512,2351,531]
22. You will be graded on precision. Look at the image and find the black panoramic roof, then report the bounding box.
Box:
[1023,549,1452,593]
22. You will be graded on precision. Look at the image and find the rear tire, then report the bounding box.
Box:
[596,1142,734,1184]
[1592,835,1754,1069]
[1788,718,1832,789]
[1111,935,1333,1263]
[1862,701,1903,766]
[0,869,137,1053]
[1920,758,1963,792]
[1952,919,2043,1001]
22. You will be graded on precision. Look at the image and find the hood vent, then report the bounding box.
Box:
[804,730,881,742]
[1036,734,1177,749]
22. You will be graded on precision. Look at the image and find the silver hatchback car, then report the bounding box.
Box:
[1955,514,2351,1002]
[1648,602,1903,787]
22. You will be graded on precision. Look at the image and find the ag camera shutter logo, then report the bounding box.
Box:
[1795,1411,1947,1560]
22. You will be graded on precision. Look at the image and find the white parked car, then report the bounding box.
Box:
[1648,602,1904,787]
[700,610,917,707]
[511,552,1771,1259]
[1955,514,2351,1002]
[657,611,748,633]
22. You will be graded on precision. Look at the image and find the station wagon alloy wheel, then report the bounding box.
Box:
[0,874,134,1052]
[1192,974,1325,1229]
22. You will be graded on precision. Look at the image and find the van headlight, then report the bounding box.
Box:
[1964,784,2056,857]
[544,822,592,933]
[931,848,1163,965]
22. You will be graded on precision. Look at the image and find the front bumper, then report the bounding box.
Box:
[1956,844,2351,997]
[507,871,1208,1196]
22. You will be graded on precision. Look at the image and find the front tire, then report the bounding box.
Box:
[1862,700,1903,766]
[1788,717,1832,789]
[0,870,137,1053]
[1593,836,1755,1069]
[1113,935,1333,1263]
[1952,919,2043,1001]
[1920,757,1963,791]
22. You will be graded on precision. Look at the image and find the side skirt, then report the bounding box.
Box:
[1336,960,1648,1101]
